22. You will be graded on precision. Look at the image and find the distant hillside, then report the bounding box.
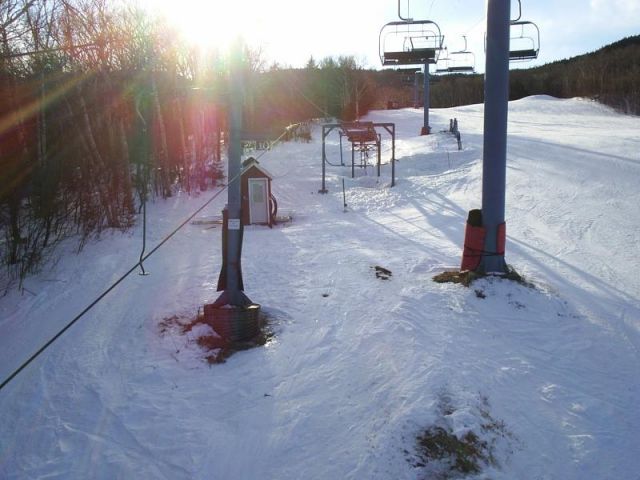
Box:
[241,35,640,130]
[380,35,640,115]
[510,35,640,114]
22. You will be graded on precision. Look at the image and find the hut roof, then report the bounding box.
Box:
[241,157,273,179]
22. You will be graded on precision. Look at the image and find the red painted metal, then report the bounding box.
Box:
[341,122,378,144]
[461,225,486,271]
[496,222,506,255]
[461,209,485,272]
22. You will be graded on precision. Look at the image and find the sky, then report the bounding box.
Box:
[145,0,639,71]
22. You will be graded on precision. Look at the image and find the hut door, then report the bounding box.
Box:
[248,178,269,224]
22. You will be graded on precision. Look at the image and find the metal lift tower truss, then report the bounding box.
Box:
[342,123,381,179]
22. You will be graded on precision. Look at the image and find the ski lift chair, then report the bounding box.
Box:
[379,20,444,66]
[509,20,540,61]
[446,37,475,72]
[447,50,475,72]
[435,47,450,73]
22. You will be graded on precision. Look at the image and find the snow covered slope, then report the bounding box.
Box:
[1,96,639,479]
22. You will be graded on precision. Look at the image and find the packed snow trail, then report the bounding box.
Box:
[1,97,639,479]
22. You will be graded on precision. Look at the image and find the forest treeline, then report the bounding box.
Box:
[247,34,640,125]
[1,0,637,288]
[0,0,230,286]
[0,0,376,288]
[253,34,640,117]
[510,35,640,114]
[247,56,377,134]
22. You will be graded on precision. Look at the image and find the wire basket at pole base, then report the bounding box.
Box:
[203,303,262,343]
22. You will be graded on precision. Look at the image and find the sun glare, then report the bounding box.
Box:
[141,0,352,67]
[146,0,264,51]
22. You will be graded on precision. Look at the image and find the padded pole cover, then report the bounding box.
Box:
[461,209,486,271]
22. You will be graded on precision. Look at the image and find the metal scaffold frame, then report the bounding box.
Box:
[319,122,396,193]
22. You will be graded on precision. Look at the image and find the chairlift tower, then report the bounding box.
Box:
[466,0,540,274]
[205,40,261,342]
[479,0,511,274]
[217,40,249,306]
[422,60,431,135]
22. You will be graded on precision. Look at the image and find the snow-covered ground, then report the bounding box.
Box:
[1,96,639,479]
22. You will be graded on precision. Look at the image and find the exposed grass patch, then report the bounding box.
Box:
[433,266,533,289]
[433,270,478,287]
[409,393,515,479]
[416,427,490,475]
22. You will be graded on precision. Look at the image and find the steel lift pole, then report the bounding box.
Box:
[421,61,431,134]
[204,40,262,343]
[214,40,251,307]
[479,0,510,273]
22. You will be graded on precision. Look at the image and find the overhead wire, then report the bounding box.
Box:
[254,122,301,161]
[463,15,486,36]
[0,174,232,392]
[288,72,333,120]
[427,0,437,17]
[252,70,334,178]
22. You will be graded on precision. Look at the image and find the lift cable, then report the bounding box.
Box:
[254,122,301,161]
[0,179,232,392]
[427,0,437,17]
[289,72,333,119]
[0,116,304,393]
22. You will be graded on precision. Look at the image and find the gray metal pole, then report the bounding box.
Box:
[422,62,430,134]
[479,0,510,273]
[414,71,419,108]
[320,126,328,193]
[351,142,355,178]
[219,40,249,306]
[391,124,396,187]
[228,42,243,302]
[376,135,381,177]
